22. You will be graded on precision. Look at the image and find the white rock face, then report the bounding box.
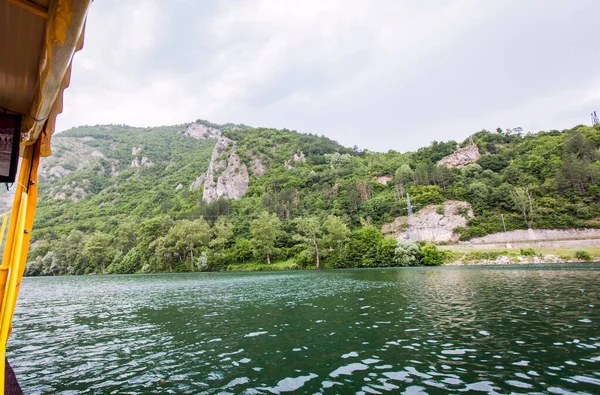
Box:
[71,187,86,202]
[110,162,119,177]
[197,135,249,202]
[438,144,481,168]
[184,123,221,140]
[131,157,152,167]
[190,174,206,191]
[376,175,393,185]
[176,183,183,191]
[293,152,305,162]
[284,151,305,169]
[384,200,474,243]
[132,146,142,155]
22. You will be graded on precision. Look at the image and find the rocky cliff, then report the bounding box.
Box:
[190,133,249,202]
[383,200,474,243]
[437,144,481,168]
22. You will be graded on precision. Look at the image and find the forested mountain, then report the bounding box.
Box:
[24,120,600,275]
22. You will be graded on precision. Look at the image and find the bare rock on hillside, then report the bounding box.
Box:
[284,151,305,169]
[190,174,207,191]
[376,175,393,185]
[438,144,481,168]
[184,123,221,140]
[200,136,249,202]
[383,200,473,243]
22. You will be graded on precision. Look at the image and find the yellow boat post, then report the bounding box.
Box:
[0,211,11,247]
[0,142,40,394]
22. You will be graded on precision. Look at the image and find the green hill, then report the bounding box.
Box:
[24,120,600,275]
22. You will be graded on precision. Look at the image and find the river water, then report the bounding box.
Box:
[8,265,600,394]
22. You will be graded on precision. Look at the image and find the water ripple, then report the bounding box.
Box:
[7,265,600,393]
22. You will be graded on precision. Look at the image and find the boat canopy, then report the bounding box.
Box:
[0,0,90,156]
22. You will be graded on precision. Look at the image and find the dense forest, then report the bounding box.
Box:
[24,120,600,275]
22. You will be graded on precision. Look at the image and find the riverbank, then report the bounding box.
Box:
[224,246,600,271]
[440,245,600,266]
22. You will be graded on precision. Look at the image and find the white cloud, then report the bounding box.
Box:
[57,0,600,151]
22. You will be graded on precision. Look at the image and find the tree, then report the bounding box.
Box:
[139,216,174,244]
[250,211,282,264]
[233,238,253,263]
[430,165,453,189]
[210,216,234,252]
[413,164,430,186]
[511,186,534,228]
[565,131,596,161]
[83,232,113,274]
[468,181,490,208]
[151,236,174,273]
[394,241,420,266]
[377,236,398,266]
[294,216,322,268]
[556,154,596,194]
[114,220,139,253]
[344,226,383,267]
[166,218,211,271]
[394,164,413,197]
[322,215,350,255]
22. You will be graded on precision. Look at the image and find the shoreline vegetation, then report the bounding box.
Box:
[226,245,600,271]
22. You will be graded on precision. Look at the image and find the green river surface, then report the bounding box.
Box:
[7,264,600,394]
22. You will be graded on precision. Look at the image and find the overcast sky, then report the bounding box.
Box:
[57,0,600,152]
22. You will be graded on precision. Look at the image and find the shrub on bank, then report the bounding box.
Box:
[394,241,420,266]
[420,244,444,266]
[575,249,593,261]
[519,248,536,257]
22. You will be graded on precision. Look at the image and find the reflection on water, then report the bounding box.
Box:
[8,264,600,394]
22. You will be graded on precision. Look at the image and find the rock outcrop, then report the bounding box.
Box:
[438,144,481,168]
[131,157,152,168]
[284,151,306,169]
[190,134,249,202]
[383,200,474,243]
[190,174,206,191]
[376,175,393,185]
[184,123,221,140]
